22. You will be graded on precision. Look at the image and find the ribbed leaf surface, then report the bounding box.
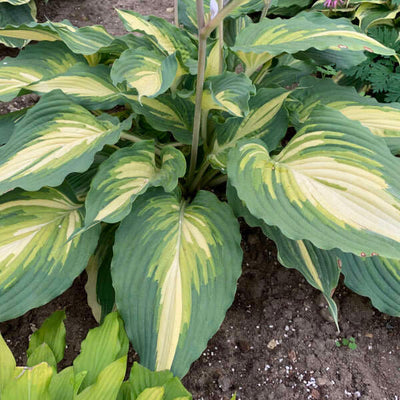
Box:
[0,41,83,102]
[0,187,100,322]
[228,106,400,259]
[112,189,242,377]
[85,141,186,226]
[27,63,121,110]
[111,48,178,100]
[0,91,122,195]
[232,11,394,56]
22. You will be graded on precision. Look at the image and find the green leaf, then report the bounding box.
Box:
[0,91,122,196]
[27,310,66,364]
[203,72,256,117]
[340,253,400,317]
[0,108,26,145]
[116,9,196,61]
[27,63,121,110]
[0,20,114,54]
[355,3,399,31]
[112,189,242,377]
[232,11,395,56]
[227,106,400,259]
[73,312,129,390]
[111,48,178,100]
[292,77,400,155]
[129,363,191,400]
[209,88,290,170]
[75,357,127,400]
[0,0,30,4]
[85,141,185,226]
[26,343,57,370]
[137,387,164,400]
[0,3,35,47]
[0,334,16,393]
[227,183,339,328]
[48,367,76,400]
[2,363,53,400]
[0,41,83,102]
[85,225,116,323]
[0,187,100,322]
[125,94,194,144]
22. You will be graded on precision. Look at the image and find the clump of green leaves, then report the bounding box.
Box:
[335,337,357,350]
[0,311,192,400]
[0,0,400,385]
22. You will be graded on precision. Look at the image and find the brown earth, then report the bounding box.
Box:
[1,1,400,399]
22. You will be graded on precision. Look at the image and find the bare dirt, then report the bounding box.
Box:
[1,1,400,399]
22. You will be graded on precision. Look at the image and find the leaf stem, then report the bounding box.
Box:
[188,0,207,184]
[260,0,272,19]
[174,0,179,26]
[217,0,224,74]
[207,174,227,187]
[201,109,209,148]
[120,132,142,142]
[201,0,247,39]
[189,160,210,193]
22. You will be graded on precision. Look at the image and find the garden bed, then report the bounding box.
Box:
[1,1,400,399]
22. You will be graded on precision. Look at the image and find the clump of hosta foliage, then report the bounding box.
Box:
[0,311,194,399]
[1,0,400,382]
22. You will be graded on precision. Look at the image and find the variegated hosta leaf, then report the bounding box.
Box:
[124,94,194,144]
[0,20,114,54]
[85,141,186,227]
[228,106,400,260]
[340,253,400,316]
[0,41,83,102]
[355,3,399,31]
[209,88,290,170]
[0,109,26,145]
[227,182,340,327]
[0,2,35,47]
[112,189,242,377]
[0,0,30,4]
[2,363,53,400]
[291,77,400,155]
[203,72,256,117]
[232,11,395,57]
[0,187,100,322]
[116,9,196,62]
[265,228,340,328]
[178,0,211,33]
[111,48,178,100]
[205,40,224,79]
[0,91,122,196]
[27,63,121,110]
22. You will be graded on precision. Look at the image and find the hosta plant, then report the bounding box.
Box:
[0,311,194,400]
[1,0,400,380]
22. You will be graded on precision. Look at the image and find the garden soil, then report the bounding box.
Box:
[1,1,400,399]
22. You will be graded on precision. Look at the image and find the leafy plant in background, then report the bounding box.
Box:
[1,0,400,382]
[311,0,400,101]
[0,311,194,399]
